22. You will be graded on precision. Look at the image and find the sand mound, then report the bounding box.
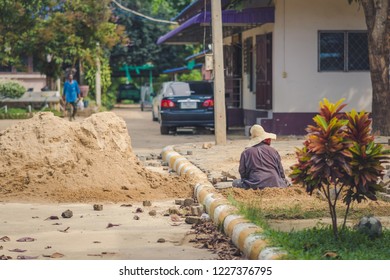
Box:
[0,112,194,203]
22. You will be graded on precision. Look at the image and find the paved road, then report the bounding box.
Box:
[112,104,246,155]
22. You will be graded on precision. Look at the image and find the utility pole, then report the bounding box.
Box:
[96,43,102,107]
[211,0,227,145]
[96,56,101,106]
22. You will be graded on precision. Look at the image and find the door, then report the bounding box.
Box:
[255,33,272,110]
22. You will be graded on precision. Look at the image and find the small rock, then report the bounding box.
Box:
[202,143,213,149]
[133,215,140,220]
[61,210,73,219]
[187,150,193,155]
[136,207,143,213]
[175,199,184,205]
[121,186,129,190]
[168,207,181,215]
[143,201,152,207]
[214,182,233,189]
[191,205,204,216]
[157,238,166,243]
[149,210,157,216]
[45,216,59,220]
[185,216,202,224]
[183,198,195,207]
[93,204,103,211]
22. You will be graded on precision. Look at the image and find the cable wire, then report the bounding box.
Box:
[111,0,178,25]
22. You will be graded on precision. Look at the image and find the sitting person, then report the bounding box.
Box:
[232,125,289,190]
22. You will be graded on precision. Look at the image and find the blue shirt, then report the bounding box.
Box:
[63,80,80,103]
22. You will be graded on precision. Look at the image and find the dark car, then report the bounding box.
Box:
[117,83,140,103]
[159,81,214,135]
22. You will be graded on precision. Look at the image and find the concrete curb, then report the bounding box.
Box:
[161,146,287,260]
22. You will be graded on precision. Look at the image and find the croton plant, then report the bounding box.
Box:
[290,98,389,238]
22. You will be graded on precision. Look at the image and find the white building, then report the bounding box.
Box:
[158,0,371,135]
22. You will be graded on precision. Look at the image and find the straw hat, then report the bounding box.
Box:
[246,124,276,147]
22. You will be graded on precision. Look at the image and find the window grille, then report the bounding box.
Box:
[318,31,369,72]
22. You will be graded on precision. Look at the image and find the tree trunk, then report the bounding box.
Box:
[361,0,390,135]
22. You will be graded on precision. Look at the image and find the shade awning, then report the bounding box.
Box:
[163,63,203,74]
[157,7,274,45]
[173,0,231,24]
[185,50,210,61]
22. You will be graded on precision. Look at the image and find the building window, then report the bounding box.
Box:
[318,31,369,72]
[244,37,254,91]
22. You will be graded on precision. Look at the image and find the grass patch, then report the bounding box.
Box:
[234,200,390,259]
[0,107,62,119]
[269,226,390,260]
[120,99,134,105]
[0,107,31,119]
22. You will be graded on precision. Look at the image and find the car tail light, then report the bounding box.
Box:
[161,99,175,108]
[202,99,214,108]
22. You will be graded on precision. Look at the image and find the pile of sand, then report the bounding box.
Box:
[0,112,194,203]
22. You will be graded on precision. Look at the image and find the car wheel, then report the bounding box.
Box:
[160,125,170,135]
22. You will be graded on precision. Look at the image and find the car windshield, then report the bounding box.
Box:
[189,82,213,96]
[168,82,191,96]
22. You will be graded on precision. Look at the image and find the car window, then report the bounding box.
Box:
[119,84,137,90]
[189,82,213,96]
[159,82,173,96]
[169,82,191,96]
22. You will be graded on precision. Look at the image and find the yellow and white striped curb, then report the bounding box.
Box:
[161,146,287,260]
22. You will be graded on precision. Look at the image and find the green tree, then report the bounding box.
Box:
[30,0,124,86]
[0,0,51,66]
[348,0,389,135]
[110,0,193,77]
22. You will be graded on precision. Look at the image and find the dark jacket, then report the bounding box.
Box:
[239,142,288,189]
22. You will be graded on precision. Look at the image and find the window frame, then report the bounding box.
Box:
[318,30,369,72]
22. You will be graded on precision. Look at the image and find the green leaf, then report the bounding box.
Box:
[313,115,328,130]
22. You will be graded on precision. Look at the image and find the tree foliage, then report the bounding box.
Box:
[110,0,194,75]
[30,0,124,81]
[0,0,124,84]
[0,0,51,66]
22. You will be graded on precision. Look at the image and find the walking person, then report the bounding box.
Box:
[63,73,80,121]
[232,124,289,190]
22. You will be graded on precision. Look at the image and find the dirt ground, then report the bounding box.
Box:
[1,112,388,226]
[0,111,389,261]
[175,137,390,230]
[0,112,195,203]
[0,112,218,260]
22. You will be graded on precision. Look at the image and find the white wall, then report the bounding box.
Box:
[273,0,371,113]
[0,73,46,92]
